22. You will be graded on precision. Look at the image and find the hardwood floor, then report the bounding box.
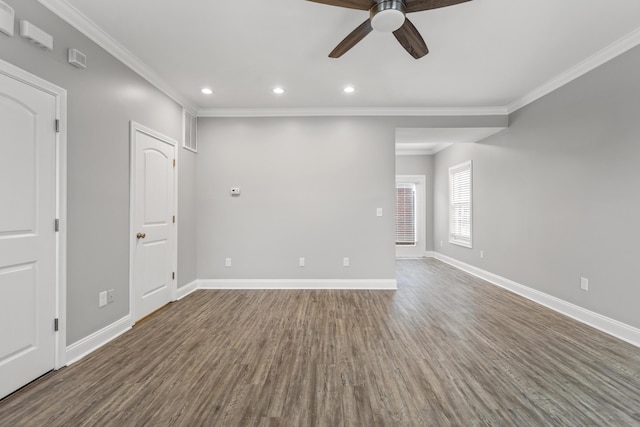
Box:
[1,259,640,426]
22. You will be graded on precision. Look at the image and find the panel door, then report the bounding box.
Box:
[0,72,57,399]
[132,128,175,321]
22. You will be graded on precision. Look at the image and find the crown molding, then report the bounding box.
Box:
[507,26,640,114]
[396,144,453,156]
[38,0,197,112]
[197,106,509,118]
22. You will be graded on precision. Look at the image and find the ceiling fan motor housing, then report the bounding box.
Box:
[370,0,406,32]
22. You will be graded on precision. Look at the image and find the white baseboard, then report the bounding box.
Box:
[433,252,640,348]
[177,280,198,300]
[199,279,397,290]
[65,315,132,365]
[425,251,435,258]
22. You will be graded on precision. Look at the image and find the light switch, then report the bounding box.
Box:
[377,208,383,217]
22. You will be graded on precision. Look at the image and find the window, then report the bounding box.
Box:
[396,182,416,246]
[183,110,197,152]
[449,160,472,248]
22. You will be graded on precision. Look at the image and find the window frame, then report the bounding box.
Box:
[182,109,197,153]
[448,160,472,248]
[395,175,426,258]
[395,182,417,246]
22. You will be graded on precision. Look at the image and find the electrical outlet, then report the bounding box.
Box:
[440,240,443,247]
[480,250,484,259]
[299,257,305,267]
[580,277,589,291]
[343,257,350,267]
[99,291,107,308]
[225,258,231,267]
[376,208,383,217]
[107,289,114,304]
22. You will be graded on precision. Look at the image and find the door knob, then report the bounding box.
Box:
[136,232,146,239]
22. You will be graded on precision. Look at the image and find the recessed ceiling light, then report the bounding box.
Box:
[344,86,355,94]
[201,88,213,95]
[273,87,285,95]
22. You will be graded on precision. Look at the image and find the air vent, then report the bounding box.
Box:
[0,1,14,37]
[68,48,87,69]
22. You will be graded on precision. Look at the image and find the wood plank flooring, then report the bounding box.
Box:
[1,259,640,426]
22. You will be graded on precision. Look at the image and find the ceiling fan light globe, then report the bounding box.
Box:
[371,9,405,32]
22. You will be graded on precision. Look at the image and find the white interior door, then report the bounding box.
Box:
[131,123,176,322]
[0,71,57,399]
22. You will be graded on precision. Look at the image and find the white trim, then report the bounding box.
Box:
[177,280,199,300]
[65,316,132,365]
[0,59,68,369]
[507,27,640,114]
[197,107,508,118]
[425,251,435,258]
[433,252,640,348]
[37,0,196,113]
[199,279,397,290]
[128,121,178,324]
[396,145,452,156]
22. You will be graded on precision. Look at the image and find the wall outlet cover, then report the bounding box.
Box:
[99,291,107,307]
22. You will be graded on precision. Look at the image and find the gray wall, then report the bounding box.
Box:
[396,154,435,252]
[0,0,194,343]
[197,115,505,281]
[178,149,198,287]
[434,45,640,329]
[197,117,397,280]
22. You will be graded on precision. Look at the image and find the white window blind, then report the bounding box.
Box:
[183,110,197,152]
[449,161,472,248]
[396,182,416,245]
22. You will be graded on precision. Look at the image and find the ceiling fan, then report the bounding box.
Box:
[307,0,472,59]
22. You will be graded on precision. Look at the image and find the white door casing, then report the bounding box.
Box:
[0,60,67,399]
[130,122,177,322]
[395,175,426,258]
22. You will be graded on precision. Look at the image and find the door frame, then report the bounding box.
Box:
[128,121,178,324]
[0,59,67,369]
[395,174,426,258]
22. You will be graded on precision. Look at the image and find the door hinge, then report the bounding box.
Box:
[173,159,176,168]
[54,218,60,232]
[54,318,59,332]
[172,272,175,280]
[55,119,60,133]
[173,215,176,223]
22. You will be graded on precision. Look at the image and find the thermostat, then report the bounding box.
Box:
[230,187,241,196]
[68,48,87,69]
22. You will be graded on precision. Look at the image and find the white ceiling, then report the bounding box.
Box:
[43,0,640,116]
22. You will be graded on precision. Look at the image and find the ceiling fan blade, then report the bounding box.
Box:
[306,0,375,10]
[405,0,472,14]
[393,18,429,59]
[329,19,373,58]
